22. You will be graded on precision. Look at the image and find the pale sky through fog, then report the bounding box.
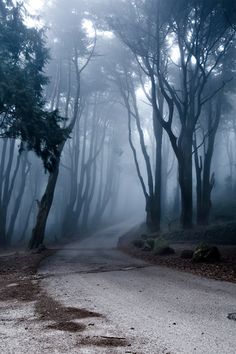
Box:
[24,0,45,27]
[26,0,44,13]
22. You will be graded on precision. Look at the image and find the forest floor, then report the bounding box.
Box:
[0,249,54,303]
[119,222,236,283]
[120,243,236,283]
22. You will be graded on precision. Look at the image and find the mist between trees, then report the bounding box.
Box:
[0,0,236,249]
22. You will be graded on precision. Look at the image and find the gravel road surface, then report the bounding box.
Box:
[39,221,236,354]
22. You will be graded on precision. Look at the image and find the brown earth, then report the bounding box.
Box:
[0,248,131,351]
[79,335,129,347]
[118,222,236,283]
[47,321,86,332]
[0,249,102,329]
[36,291,103,323]
[120,243,236,283]
[0,249,54,303]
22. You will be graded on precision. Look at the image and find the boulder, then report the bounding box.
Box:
[228,313,236,321]
[192,243,221,263]
[143,241,153,252]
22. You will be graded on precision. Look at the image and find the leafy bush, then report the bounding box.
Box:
[153,237,175,255]
[146,238,155,250]
[153,237,169,253]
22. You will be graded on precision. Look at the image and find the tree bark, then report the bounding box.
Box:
[194,137,203,225]
[7,152,29,245]
[153,100,163,230]
[178,132,193,229]
[0,140,18,247]
[28,156,60,249]
[0,207,7,248]
[195,99,221,225]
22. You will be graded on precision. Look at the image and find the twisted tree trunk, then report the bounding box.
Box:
[28,153,60,249]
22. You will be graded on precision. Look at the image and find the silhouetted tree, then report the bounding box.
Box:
[0,0,67,247]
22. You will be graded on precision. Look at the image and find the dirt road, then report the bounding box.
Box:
[39,222,236,354]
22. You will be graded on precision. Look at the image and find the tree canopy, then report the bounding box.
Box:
[0,0,68,171]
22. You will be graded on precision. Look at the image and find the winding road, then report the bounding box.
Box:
[40,221,236,354]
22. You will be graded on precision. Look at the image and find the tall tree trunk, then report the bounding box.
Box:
[121,79,158,230]
[0,207,7,248]
[173,177,181,218]
[0,140,17,247]
[92,145,104,225]
[0,139,8,248]
[178,132,193,229]
[18,196,35,244]
[7,152,29,245]
[153,98,163,230]
[196,99,221,225]
[193,133,203,225]
[28,154,60,249]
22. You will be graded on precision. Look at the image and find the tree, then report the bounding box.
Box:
[0,0,67,170]
[99,35,164,230]
[28,0,96,248]
[0,0,67,247]
[107,0,235,228]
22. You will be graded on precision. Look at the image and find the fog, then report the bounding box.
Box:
[1,0,236,249]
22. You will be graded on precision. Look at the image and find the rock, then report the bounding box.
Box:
[180,250,194,259]
[155,246,175,256]
[142,241,153,251]
[192,243,221,263]
[227,313,236,321]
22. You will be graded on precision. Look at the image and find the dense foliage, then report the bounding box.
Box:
[0,0,68,171]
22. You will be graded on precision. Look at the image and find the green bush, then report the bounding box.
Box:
[153,237,175,256]
[146,238,155,250]
[154,237,169,253]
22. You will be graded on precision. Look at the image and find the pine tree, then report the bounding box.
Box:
[0,0,68,172]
